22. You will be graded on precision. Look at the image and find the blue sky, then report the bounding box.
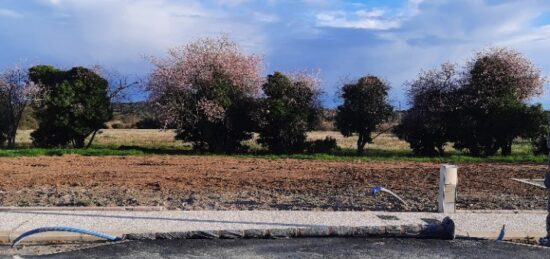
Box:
[1,0,550,108]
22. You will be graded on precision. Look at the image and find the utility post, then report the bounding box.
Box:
[546,169,550,245]
[546,114,550,244]
[438,164,458,213]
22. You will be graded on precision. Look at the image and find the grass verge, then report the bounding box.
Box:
[0,146,545,164]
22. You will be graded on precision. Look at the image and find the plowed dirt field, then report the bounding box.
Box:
[0,155,546,211]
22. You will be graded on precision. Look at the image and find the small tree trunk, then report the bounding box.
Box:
[86,130,99,149]
[7,134,14,148]
[501,140,512,156]
[470,146,483,157]
[7,126,16,148]
[437,145,445,156]
[74,138,85,148]
[356,133,367,155]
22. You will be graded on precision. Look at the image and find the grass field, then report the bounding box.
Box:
[3,129,545,164]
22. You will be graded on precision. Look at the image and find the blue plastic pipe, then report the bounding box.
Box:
[12,226,121,247]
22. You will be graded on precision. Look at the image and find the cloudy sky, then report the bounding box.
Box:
[1,0,550,107]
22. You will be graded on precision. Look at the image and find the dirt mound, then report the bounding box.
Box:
[0,155,546,211]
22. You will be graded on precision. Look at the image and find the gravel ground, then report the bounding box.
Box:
[0,155,547,211]
[23,238,550,259]
[0,210,546,242]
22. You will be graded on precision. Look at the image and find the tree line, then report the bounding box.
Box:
[0,36,546,157]
[394,48,546,157]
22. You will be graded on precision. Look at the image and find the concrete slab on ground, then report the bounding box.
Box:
[0,209,547,244]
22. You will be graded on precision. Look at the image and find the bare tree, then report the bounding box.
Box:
[88,66,141,148]
[0,65,39,147]
[92,65,141,102]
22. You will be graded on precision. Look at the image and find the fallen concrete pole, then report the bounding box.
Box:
[125,217,455,241]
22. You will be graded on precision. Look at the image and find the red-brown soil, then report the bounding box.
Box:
[0,155,547,211]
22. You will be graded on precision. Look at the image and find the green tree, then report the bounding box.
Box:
[257,72,321,153]
[29,65,112,148]
[335,76,393,155]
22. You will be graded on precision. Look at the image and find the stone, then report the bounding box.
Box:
[300,226,330,237]
[330,226,352,236]
[365,226,385,236]
[267,229,291,239]
[243,229,266,238]
[188,231,218,239]
[219,230,244,239]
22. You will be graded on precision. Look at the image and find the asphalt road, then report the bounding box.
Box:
[24,238,550,259]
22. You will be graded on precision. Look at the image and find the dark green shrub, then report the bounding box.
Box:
[532,134,548,155]
[136,116,162,129]
[111,123,125,129]
[257,72,321,154]
[29,65,112,148]
[306,137,338,154]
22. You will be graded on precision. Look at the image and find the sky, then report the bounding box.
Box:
[1,0,550,108]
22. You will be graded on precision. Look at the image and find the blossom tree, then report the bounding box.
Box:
[454,47,546,156]
[0,65,39,147]
[148,36,263,152]
[464,47,544,102]
[394,63,460,156]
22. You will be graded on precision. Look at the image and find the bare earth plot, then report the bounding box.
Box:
[0,155,547,211]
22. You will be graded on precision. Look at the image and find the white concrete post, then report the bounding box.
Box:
[438,164,458,213]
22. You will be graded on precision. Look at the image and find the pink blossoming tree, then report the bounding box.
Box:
[0,65,39,147]
[454,47,546,156]
[148,36,263,152]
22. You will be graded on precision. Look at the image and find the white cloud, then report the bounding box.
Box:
[1,0,549,106]
[253,12,280,23]
[313,2,414,30]
[27,0,267,72]
[0,8,23,18]
[316,11,400,30]
[356,9,385,18]
[214,0,251,6]
[278,0,550,106]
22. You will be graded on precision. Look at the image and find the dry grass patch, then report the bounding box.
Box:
[14,129,535,158]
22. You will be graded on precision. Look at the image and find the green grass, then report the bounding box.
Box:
[242,148,547,164]
[0,145,545,164]
[4,129,546,164]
